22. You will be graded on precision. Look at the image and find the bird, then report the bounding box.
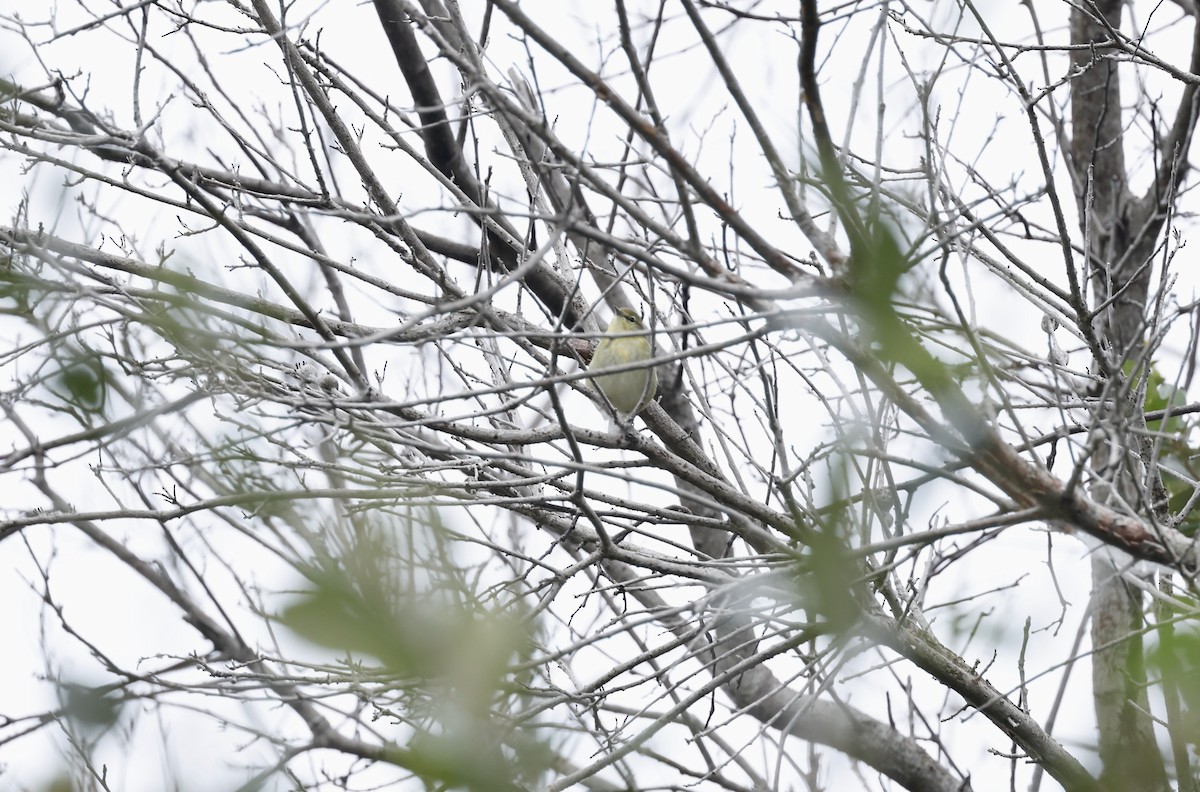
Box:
[588,307,658,419]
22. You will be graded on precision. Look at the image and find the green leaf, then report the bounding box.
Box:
[54,351,108,413]
[58,679,123,732]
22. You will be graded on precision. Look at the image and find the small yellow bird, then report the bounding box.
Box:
[588,307,657,417]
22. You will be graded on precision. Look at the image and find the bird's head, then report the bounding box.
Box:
[611,307,645,332]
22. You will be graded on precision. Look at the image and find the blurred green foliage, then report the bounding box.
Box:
[52,350,108,415]
[1138,364,1200,536]
[281,514,553,792]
